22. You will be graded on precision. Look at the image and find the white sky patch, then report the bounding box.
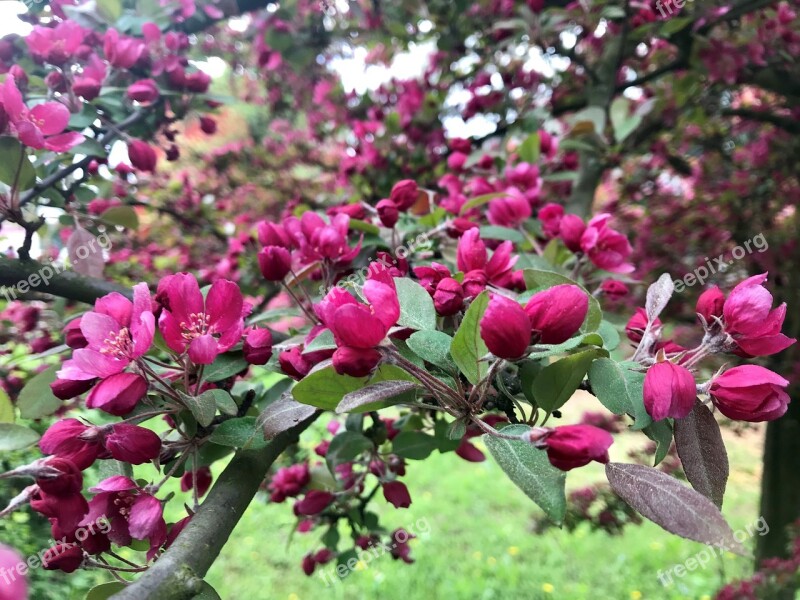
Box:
[0,2,30,37]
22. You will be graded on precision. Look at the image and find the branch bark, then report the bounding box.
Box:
[0,256,130,304]
[110,413,318,600]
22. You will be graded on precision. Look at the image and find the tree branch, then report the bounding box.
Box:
[110,413,319,600]
[0,257,130,304]
[19,109,150,209]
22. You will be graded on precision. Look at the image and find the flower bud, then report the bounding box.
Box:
[433,277,464,316]
[199,115,217,135]
[127,78,160,103]
[389,179,419,211]
[479,294,530,360]
[42,543,83,573]
[104,423,161,465]
[524,284,588,344]
[600,279,629,300]
[180,466,213,497]
[301,553,316,576]
[332,346,381,377]
[709,365,790,422]
[127,140,157,172]
[258,246,292,282]
[529,425,612,471]
[376,199,399,228]
[382,481,412,508]
[85,372,147,416]
[243,328,273,365]
[36,457,83,497]
[294,490,335,516]
[643,361,696,420]
[696,286,725,323]
[50,377,94,400]
[559,214,586,253]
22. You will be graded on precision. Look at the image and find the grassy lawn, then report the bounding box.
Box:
[197,411,764,600]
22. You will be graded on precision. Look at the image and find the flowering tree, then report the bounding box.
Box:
[0,0,798,598]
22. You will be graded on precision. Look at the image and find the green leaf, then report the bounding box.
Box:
[85,582,127,600]
[517,132,540,163]
[302,329,336,354]
[0,423,40,451]
[97,0,123,21]
[588,358,652,430]
[291,364,413,410]
[209,416,267,449]
[459,192,512,215]
[0,389,14,423]
[597,320,621,351]
[0,137,35,190]
[326,431,372,473]
[336,380,417,414]
[522,269,602,332]
[101,205,139,229]
[530,349,602,412]
[644,419,673,466]
[450,292,490,385]
[17,364,61,419]
[478,226,525,243]
[392,431,437,460]
[292,366,366,410]
[610,97,642,143]
[484,424,566,524]
[394,277,436,330]
[406,330,455,370]
[180,390,217,427]
[433,419,461,452]
[209,389,238,416]
[204,352,248,382]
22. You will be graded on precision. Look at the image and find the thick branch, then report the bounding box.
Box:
[111,414,318,600]
[0,257,130,303]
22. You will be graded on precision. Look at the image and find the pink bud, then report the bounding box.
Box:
[42,543,83,573]
[382,481,412,508]
[538,203,564,238]
[243,328,273,365]
[199,115,217,135]
[433,278,464,316]
[294,490,335,516]
[625,307,657,342]
[696,286,725,323]
[301,553,316,576]
[389,179,419,211]
[559,214,586,253]
[85,373,147,416]
[524,284,588,344]
[127,140,157,172]
[480,294,530,360]
[531,424,612,471]
[710,365,790,422]
[0,544,28,597]
[127,78,160,103]
[36,457,83,497]
[376,199,399,228]
[258,246,292,281]
[104,423,161,465]
[332,346,381,377]
[180,466,213,497]
[643,361,696,420]
[51,377,94,400]
[600,279,629,300]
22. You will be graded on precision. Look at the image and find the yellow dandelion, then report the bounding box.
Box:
[288,594,299,600]
[487,557,497,566]
[422,491,433,500]
[542,583,554,594]
[507,546,520,556]
[700,596,712,600]
[472,551,482,560]
[649,542,662,551]
[354,560,367,571]
[630,591,642,600]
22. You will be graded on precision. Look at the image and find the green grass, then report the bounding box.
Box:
[199,419,764,600]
